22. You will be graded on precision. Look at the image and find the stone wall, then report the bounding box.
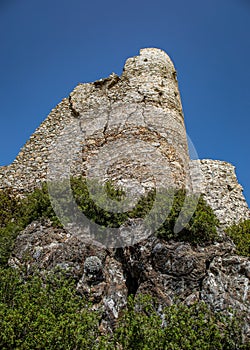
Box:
[0,98,76,192]
[192,159,250,226]
[0,48,190,197]
[0,48,249,226]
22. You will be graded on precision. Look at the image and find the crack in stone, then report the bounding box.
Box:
[103,96,112,137]
[141,105,147,126]
[123,105,139,128]
[78,120,86,137]
[198,255,216,300]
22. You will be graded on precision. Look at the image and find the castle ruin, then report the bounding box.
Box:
[0,48,249,226]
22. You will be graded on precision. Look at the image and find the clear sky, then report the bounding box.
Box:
[0,0,249,204]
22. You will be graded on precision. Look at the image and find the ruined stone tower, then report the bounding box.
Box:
[0,48,190,194]
[2,48,249,341]
[0,48,249,226]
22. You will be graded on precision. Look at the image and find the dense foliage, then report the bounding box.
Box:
[0,179,249,349]
[226,219,250,257]
[0,185,60,265]
[0,268,101,349]
[152,189,220,244]
[0,178,220,265]
[0,268,248,350]
[71,177,220,244]
[111,295,247,350]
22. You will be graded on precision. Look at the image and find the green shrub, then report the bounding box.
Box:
[0,268,248,350]
[19,183,61,227]
[0,183,61,266]
[152,189,220,244]
[0,223,22,266]
[0,267,101,350]
[111,295,247,350]
[71,177,130,228]
[0,178,220,266]
[0,189,21,228]
[71,178,219,245]
[226,220,250,257]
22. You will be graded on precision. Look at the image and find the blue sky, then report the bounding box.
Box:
[0,0,249,204]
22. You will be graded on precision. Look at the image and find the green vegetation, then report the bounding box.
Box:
[0,189,21,228]
[71,177,220,244]
[0,184,60,266]
[226,219,250,257]
[111,294,247,350]
[0,268,101,350]
[0,179,249,349]
[0,268,248,350]
[0,177,220,265]
[153,189,220,244]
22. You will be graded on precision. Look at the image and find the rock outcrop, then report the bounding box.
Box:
[9,219,250,338]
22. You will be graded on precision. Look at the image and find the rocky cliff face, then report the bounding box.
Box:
[1,48,249,338]
[9,219,250,338]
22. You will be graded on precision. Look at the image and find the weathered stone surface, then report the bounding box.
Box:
[0,48,190,197]
[192,159,250,226]
[8,219,250,338]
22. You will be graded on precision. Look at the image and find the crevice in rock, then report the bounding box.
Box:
[77,119,86,138]
[114,247,139,296]
[103,94,112,137]
[125,269,139,296]
[198,256,214,299]
[93,74,120,91]
[103,121,108,135]
[198,274,205,295]
[68,95,80,118]
[141,105,147,126]
[205,258,212,270]
[122,105,140,129]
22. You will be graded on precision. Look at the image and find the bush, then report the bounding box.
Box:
[0,223,22,266]
[0,268,101,350]
[153,189,220,244]
[71,178,219,245]
[0,268,248,350]
[0,178,220,265]
[111,295,247,350]
[71,177,129,228]
[0,183,61,266]
[226,220,250,257]
[19,183,61,227]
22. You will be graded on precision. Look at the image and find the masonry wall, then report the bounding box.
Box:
[192,159,250,226]
[0,48,190,198]
[0,48,249,227]
[0,98,76,192]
